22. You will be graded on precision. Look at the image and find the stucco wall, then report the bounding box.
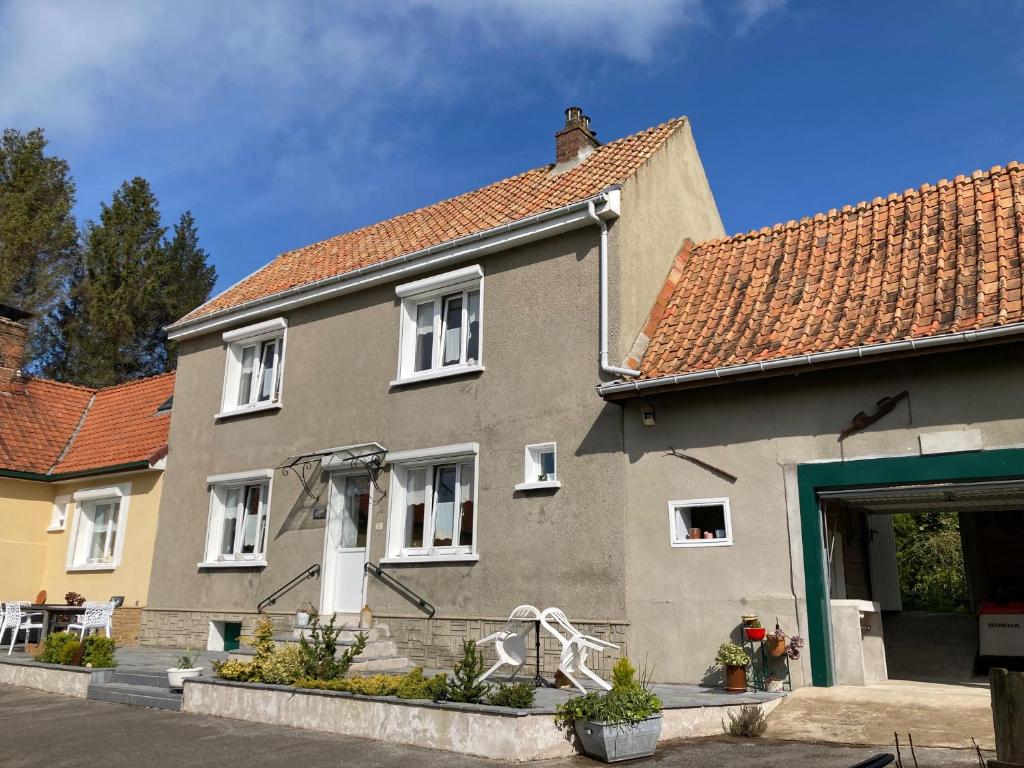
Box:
[619,344,1024,684]
[149,228,633,624]
[611,119,724,365]
[0,478,51,599]
[37,471,163,608]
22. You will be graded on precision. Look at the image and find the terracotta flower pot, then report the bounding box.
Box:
[744,627,766,642]
[724,665,747,693]
[766,636,787,657]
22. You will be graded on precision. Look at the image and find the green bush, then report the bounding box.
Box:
[297,611,366,681]
[260,644,304,685]
[445,640,491,703]
[395,668,448,700]
[37,632,80,665]
[292,668,447,699]
[212,658,258,682]
[82,636,116,668]
[486,682,535,709]
[723,704,768,737]
[554,656,661,729]
[893,512,968,612]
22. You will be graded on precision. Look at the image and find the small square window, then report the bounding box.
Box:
[668,498,732,547]
[515,443,560,491]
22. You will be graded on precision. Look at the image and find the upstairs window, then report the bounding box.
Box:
[668,497,733,547]
[219,318,287,418]
[202,470,273,566]
[385,443,479,562]
[515,443,560,491]
[394,266,483,385]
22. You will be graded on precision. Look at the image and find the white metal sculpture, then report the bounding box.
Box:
[2,602,44,655]
[67,601,115,640]
[539,607,618,693]
[475,604,540,684]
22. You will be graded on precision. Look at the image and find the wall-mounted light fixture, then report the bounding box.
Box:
[641,405,656,427]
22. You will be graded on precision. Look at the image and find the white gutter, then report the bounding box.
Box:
[597,321,1024,398]
[586,200,641,378]
[168,191,622,341]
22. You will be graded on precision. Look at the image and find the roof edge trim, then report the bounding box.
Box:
[168,189,621,342]
[598,320,1024,399]
[0,460,154,483]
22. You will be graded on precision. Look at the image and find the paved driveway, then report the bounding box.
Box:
[0,685,987,767]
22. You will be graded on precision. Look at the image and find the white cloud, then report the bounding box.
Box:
[735,0,786,36]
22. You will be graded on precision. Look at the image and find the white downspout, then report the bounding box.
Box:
[587,199,641,378]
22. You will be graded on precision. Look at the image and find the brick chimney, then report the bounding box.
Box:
[555,106,599,165]
[0,304,30,393]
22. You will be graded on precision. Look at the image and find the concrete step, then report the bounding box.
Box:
[87,682,182,711]
[339,639,397,657]
[110,669,169,688]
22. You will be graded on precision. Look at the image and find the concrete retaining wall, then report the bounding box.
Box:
[0,658,110,698]
[182,678,784,761]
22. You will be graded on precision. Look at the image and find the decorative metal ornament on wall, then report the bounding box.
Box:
[277,443,388,503]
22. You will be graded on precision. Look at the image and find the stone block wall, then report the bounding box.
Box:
[379,614,629,675]
[139,609,293,649]
[111,607,143,646]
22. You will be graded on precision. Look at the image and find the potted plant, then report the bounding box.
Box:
[743,618,766,642]
[554,658,663,763]
[765,675,784,693]
[766,623,787,657]
[295,602,315,629]
[167,651,202,690]
[715,642,751,693]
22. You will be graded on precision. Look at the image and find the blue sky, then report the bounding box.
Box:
[2,1,1022,293]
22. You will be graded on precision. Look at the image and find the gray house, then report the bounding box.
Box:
[141,109,725,676]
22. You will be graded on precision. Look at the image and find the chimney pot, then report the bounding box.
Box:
[555,106,599,165]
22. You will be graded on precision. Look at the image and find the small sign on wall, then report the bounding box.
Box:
[312,505,327,520]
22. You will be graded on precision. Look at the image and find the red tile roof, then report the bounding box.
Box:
[639,163,1024,381]
[0,372,174,477]
[179,117,689,324]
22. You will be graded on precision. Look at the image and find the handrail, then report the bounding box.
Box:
[364,562,435,618]
[257,563,321,613]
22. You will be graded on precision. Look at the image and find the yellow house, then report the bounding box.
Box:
[0,306,174,644]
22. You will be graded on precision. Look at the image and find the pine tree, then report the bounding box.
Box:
[0,127,79,366]
[47,177,216,386]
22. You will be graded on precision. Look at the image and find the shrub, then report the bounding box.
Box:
[261,644,304,685]
[292,677,349,691]
[445,639,491,703]
[723,704,768,737]
[212,658,258,682]
[395,668,447,700]
[37,632,80,665]
[298,610,366,681]
[82,636,116,668]
[64,592,86,607]
[554,656,661,729]
[486,682,535,709]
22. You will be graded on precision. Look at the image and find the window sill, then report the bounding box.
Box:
[215,402,282,421]
[379,554,479,565]
[670,539,734,548]
[46,526,66,533]
[514,480,561,492]
[390,364,484,388]
[66,563,116,572]
[197,560,269,569]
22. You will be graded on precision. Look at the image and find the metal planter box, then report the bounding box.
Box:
[574,715,663,762]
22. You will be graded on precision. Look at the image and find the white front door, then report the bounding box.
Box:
[321,474,371,616]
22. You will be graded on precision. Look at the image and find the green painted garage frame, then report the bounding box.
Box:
[797,446,1024,687]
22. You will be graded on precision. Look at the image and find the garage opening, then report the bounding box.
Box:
[821,480,1024,686]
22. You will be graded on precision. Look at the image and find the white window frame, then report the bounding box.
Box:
[199,469,274,568]
[48,494,70,532]
[514,442,561,491]
[217,318,287,419]
[668,497,733,548]
[383,443,480,563]
[66,484,131,571]
[392,265,484,386]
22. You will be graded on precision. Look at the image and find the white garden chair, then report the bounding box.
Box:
[476,604,540,684]
[67,601,115,640]
[539,607,618,693]
[2,602,44,655]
